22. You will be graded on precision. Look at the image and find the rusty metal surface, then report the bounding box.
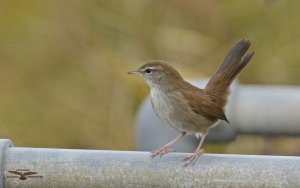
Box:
[1,139,300,188]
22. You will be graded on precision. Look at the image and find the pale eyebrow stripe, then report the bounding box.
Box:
[141,67,157,71]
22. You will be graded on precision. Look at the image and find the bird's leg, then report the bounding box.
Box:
[152,132,186,158]
[184,133,207,166]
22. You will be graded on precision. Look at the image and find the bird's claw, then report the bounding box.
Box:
[183,149,204,167]
[151,146,176,158]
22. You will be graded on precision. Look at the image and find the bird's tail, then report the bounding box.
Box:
[205,39,254,107]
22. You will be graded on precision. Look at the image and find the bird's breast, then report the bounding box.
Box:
[150,88,190,129]
[150,87,217,133]
[150,88,174,124]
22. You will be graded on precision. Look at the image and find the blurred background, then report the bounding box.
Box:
[0,0,299,155]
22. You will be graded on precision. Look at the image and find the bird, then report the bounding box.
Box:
[128,39,254,166]
[8,171,37,180]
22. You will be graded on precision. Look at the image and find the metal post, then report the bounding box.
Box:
[1,139,300,188]
[0,139,13,188]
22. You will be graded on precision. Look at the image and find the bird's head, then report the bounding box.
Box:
[128,60,183,88]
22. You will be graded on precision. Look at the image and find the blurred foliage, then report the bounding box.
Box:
[0,0,299,154]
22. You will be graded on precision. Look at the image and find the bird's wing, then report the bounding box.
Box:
[8,171,22,175]
[24,172,37,176]
[181,82,229,123]
[195,99,229,123]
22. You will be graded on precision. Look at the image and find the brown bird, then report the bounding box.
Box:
[8,171,37,180]
[128,39,254,166]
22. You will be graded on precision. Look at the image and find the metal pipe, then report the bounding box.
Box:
[1,139,300,188]
[0,140,13,188]
[233,85,300,135]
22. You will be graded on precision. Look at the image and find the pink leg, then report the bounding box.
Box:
[152,133,186,158]
[184,133,207,166]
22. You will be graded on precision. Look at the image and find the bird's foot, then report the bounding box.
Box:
[183,149,204,166]
[151,145,176,158]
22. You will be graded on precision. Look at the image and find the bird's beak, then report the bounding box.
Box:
[127,70,141,75]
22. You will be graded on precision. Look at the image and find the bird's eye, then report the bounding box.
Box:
[145,68,152,74]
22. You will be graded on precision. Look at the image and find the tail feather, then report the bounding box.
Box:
[205,38,254,107]
[217,39,250,77]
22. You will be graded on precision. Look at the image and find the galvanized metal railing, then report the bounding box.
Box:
[1,139,300,188]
